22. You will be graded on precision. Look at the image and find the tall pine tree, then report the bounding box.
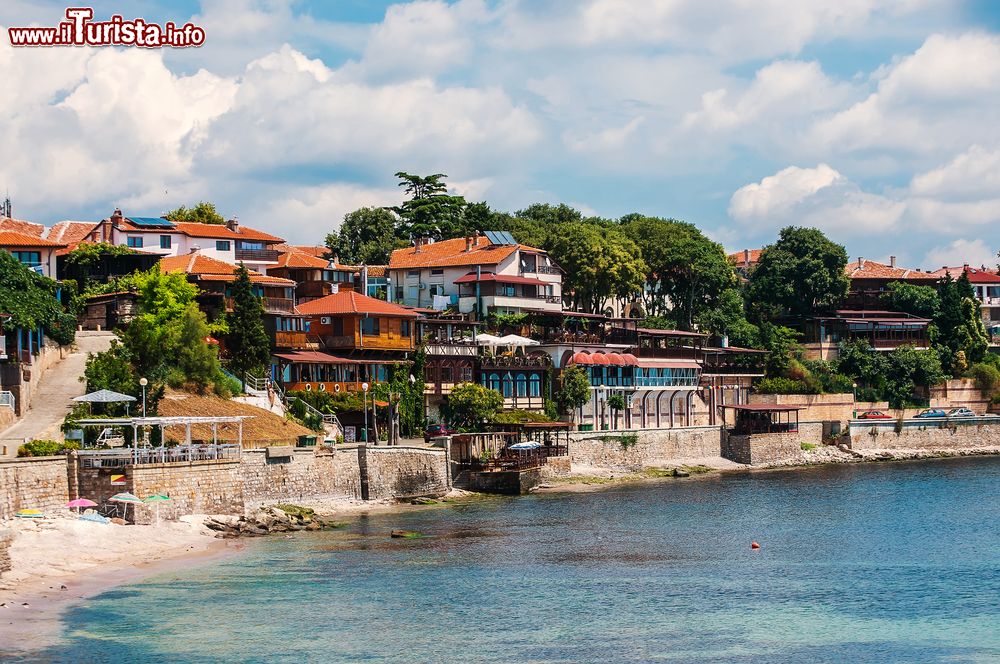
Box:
[225,263,272,382]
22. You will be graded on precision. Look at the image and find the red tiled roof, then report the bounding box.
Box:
[158,253,294,286]
[47,220,100,244]
[116,218,284,243]
[727,248,763,264]
[927,265,1000,283]
[0,218,45,237]
[0,230,65,248]
[296,290,420,317]
[389,236,542,270]
[846,259,938,281]
[274,250,328,269]
[366,265,388,278]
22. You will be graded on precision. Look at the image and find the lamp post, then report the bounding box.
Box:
[361,382,369,443]
[852,382,858,419]
[139,377,148,447]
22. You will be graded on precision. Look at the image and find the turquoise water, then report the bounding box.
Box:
[11,457,1000,663]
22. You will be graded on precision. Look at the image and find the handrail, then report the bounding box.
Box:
[288,394,343,429]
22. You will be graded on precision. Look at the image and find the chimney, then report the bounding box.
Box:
[889,255,896,268]
[743,249,750,265]
[858,257,864,268]
[465,235,474,253]
[332,253,340,267]
[225,216,239,233]
[189,244,201,254]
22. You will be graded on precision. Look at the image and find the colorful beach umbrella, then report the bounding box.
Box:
[108,492,143,523]
[66,498,98,514]
[14,508,43,519]
[143,494,171,525]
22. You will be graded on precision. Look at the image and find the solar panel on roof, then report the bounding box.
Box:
[484,230,515,246]
[127,216,175,228]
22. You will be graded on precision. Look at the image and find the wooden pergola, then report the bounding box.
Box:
[719,404,802,434]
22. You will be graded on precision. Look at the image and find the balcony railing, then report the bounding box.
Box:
[77,444,241,469]
[634,376,700,387]
[225,296,295,314]
[273,331,316,349]
[234,248,280,262]
[426,343,479,356]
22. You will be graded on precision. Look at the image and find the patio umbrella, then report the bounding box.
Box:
[497,334,539,347]
[66,498,98,514]
[14,509,44,519]
[109,492,143,523]
[475,333,505,346]
[509,441,542,450]
[143,494,171,525]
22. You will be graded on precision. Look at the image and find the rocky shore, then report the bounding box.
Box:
[205,505,345,538]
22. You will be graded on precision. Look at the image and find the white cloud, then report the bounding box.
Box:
[924,239,998,270]
[910,144,1000,197]
[728,164,844,221]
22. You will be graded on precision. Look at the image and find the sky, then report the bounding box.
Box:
[2,0,999,269]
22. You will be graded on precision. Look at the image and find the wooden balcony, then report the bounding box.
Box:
[273,331,317,350]
[225,296,296,314]
[234,248,280,262]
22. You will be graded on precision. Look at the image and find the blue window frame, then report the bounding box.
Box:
[529,373,541,397]
[216,240,231,251]
[126,236,143,248]
[515,374,527,397]
[361,317,380,335]
[159,235,171,249]
[11,251,41,266]
[237,240,264,250]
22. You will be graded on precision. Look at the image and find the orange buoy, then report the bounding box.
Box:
[750,541,761,550]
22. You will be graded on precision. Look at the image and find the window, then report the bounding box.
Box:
[502,375,513,398]
[11,251,41,266]
[407,270,420,278]
[394,286,404,301]
[330,318,344,336]
[407,286,418,301]
[489,373,501,392]
[460,366,474,382]
[529,373,541,397]
[429,285,443,297]
[159,235,171,249]
[441,366,454,383]
[515,374,527,397]
[361,317,380,335]
[216,240,231,251]
[126,236,143,248]
[237,240,264,250]
[400,320,411,337]
[431,269,444,276]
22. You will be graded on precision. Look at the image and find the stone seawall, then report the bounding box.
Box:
[364,447,449,500]
[132,461,244,523]
[241,447,362,511]
[569,426,723,471]
[722,423,824,465]
[0,456,70,519]
[850,419,1000,451]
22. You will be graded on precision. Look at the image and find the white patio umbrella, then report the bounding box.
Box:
[475,333,505,346]
[497,334,539,347]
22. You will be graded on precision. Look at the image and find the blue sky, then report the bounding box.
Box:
[2,0,999,269]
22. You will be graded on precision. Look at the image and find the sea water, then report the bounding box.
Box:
[13,457,1000,663]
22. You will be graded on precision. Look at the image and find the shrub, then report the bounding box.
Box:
[619,433,639,450]
[491,409,555,424]
[800,442,817,451]
[754,377,810,394]
[971,362,1000,397]
[17,439,78,457]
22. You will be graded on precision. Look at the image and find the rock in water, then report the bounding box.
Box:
[390,530,423,539]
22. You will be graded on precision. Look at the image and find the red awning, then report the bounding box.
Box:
[272,351,385,365]
[453,272,548,286]
[570,351,638,366]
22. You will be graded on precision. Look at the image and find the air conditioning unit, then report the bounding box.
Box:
[418,283,428,290]
[320,317,331,325]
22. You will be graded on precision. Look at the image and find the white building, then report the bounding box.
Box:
[387,232,562,318]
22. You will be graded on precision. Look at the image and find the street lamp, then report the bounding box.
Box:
[852,382,858,419]
[361,382,370,443]
[139,377,148,417]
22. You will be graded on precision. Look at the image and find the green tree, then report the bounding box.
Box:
[557,365,592,421]
[0,251,76,347]
[695,287,760,347]
[224,263,271,382]
[936,272,989,373]
[391,172,469,240]
[758,323,801,377]
[325,207,402,265]
[746,226,849,319]
[165,202,226,225]
[544,223,646,313]
[83,340,136,395]
[882,281,941,319]
[446,382,504,428]
[883,346,946,409]
[174,303,223,392]
[622,216,735,327]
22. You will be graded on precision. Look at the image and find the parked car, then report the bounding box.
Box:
[857,410,892,420]
[424,423,455,444]
[914,409,947,419]
[947,407,977,418]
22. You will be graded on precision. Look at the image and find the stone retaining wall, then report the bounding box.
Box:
[850,419,1000,451]
[0,456,70,519]
[364,446,449,500]
[240,447,362,510]
[721,423,824,465]
[131,461,244,523]
[569,426,723,471]
[0,529,12,574]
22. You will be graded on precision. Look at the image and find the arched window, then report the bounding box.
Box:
[516,374,528,397]
[489,373,501,392]
[502,374,513,398]
[529,373,541,397]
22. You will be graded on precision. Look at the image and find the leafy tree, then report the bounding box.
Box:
[165,202,226,225]
[445,382,504,428]
[391,172,469,240]
[622,216,735,327]
[325,207,402,265]
[758,323,801,377]
[882,281,941,319]
[557,365,591,420]
[883,346,946,408]
[0,251,76,347]
[224,263,271,381]
[746,226,849,319]
[544,223,646,313]
[83,340,136,395]
[174,303,223,392]
[695,287,760,347]
[936,272,989,373]
[971,361,1000,398]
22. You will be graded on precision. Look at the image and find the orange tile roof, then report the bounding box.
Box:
[158,253,294,286]
[274,250,328,269]
[296,290,420,317]
[366,265,387,278]
[47,220,100,244]
[846,259,938,281]
[928,265,1000,283]
[116,218,284,243]
[291,245,328,258]
[0,218,45,237]
[0,230,65,248]
[389,236,542,269]
[727,248,763,264]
